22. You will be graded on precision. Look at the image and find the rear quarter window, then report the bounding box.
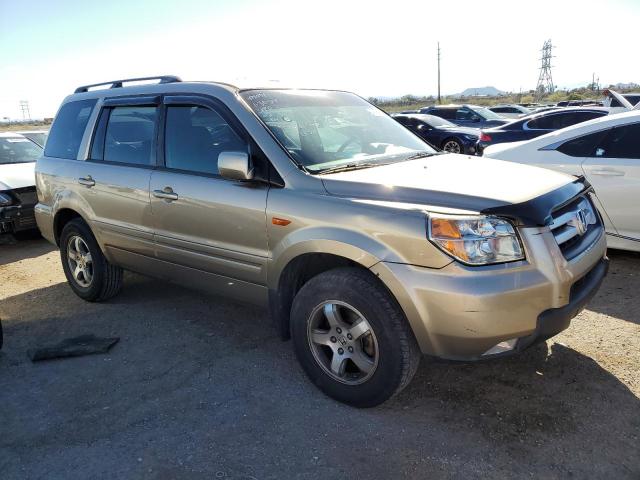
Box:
[45,99,97,159]
[431,109,457,120]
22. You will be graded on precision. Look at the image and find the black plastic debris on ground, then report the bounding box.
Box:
[28,334,119,362]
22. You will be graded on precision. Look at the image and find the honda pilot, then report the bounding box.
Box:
[35,76,608,407]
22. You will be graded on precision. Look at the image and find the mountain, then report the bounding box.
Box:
[454,86,506,98]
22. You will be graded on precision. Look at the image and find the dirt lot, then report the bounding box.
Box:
[1,236,638,479]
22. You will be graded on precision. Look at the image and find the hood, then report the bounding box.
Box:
[321,154,581,225]
[0,162,36,190]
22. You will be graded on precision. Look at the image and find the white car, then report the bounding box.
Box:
[484,111,640,252]
[0,132,42,234]
[602,90,640,114]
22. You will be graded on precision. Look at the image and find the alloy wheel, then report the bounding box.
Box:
[443,140,462,153]
[307,301,379,385]
[67,235,93,287]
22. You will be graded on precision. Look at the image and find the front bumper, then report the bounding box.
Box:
[370,225,608,360]
[0,204,37,233]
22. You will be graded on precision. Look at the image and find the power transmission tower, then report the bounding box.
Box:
[19,100,31,121]
[535,39,554,102]
[437,42,441,104]
[591,73,600,93]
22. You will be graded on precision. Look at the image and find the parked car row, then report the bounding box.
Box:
[390,91,640,253]
[484,111,640,252]
[476,108,609,154]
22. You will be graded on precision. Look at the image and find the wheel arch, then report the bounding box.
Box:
[53,208,87,246]
[268,234,396,341]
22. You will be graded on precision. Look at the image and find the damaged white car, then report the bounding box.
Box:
[0,132,42,234]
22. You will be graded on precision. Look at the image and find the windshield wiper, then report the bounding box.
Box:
[405,151,442,161]
[315,161,391,175]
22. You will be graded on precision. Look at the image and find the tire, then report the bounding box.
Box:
[59,218,123,302]
[290,267,420,407]
[442,138,463,154]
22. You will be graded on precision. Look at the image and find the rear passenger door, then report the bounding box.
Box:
[150,96,270,290]
[79,97,158,259]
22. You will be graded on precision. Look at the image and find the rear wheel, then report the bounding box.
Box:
[442,138,463,154]
[290,267,420,407]
[60,219,123,302]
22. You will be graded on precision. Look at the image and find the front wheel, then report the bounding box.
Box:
[290,268,420,407]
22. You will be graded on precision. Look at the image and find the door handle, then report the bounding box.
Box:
[153,188,179,201]
[590,169,625,176]
[78,176,95,187]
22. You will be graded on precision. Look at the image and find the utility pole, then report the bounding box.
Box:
[437,42,441,104]
[19,100,31,121]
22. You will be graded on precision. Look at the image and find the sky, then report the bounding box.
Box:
[1,0,639,119]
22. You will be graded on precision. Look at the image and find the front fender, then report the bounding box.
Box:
[268,226,391,290]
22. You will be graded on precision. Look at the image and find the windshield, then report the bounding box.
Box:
[0,136,42,164]
[470,106,503,120]
[240,90,435,172]
[20,132,48,147]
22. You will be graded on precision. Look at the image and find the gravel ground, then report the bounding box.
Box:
[1,236,639,479]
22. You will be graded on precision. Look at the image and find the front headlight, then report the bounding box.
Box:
[428,214,524,265]
[0,192,13,206]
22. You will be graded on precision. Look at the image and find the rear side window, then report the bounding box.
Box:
[45,99,96,159]
[557,130,609,157]
[164,105,247,175]
[527,111,604,130]
[455,109,476,120]
[602,123,640,159]
[96,106,157,166]
[432,109,457,120]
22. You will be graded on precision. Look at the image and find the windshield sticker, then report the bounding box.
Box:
[6,138,30,143]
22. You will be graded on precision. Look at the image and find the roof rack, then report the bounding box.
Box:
[74,75,182,93]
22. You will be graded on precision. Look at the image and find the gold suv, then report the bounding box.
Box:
[35,76,608,407]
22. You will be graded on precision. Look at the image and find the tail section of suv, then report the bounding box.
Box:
[35,77,608,407]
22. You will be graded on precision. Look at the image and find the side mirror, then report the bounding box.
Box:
[472,116,481,123]
[218,151,254,181]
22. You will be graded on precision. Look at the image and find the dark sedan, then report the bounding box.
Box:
[419,105,510,128]
[476,108,609,155]
[393,113,480,154]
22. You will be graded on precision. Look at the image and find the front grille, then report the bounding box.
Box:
[549,195,602,260]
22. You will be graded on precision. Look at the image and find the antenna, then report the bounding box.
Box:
[437,42,441,104]
[19,100,31,121]
[535,39,554,102]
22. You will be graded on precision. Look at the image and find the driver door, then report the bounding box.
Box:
[150,96,270,301]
